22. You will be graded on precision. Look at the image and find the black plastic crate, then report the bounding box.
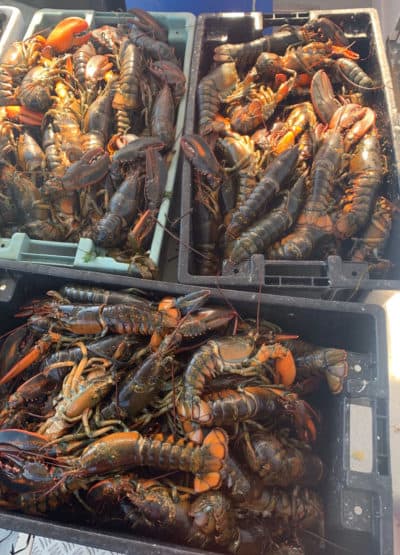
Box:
[178,9,400,299]
[0,259,392,555]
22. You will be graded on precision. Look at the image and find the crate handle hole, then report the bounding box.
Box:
[352,271,358,276]
[233,268,239,274]
[0,244,5,248]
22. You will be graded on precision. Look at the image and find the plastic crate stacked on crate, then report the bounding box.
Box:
[0,8,195,278]
[0,259,392,555]
[178,9,400,300]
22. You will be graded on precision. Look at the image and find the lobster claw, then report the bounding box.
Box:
[0,429,55,454]
[0,453,56,493]
[181,134,222,188]
[304,17,349,46]
[331,44,359,60]
[179,307,236,338]
[128,8,168,43]
[275,350,297,387]
[85,54,113,82]
[310,70,341,124]
[62,148,110,191]
[173,290,211,315]
[128,209,156,252]
[45,17,91,54]
[289,397,319,443]
[0,106,43,126]
[329,104,375,151]
[0,332,61,386]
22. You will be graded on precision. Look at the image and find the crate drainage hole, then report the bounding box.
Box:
[352,271,358,276]
[354,505,363,516]
[0,244,5,248]
[354,364,362,373]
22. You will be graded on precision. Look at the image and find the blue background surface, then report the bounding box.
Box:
[125,1,273,14]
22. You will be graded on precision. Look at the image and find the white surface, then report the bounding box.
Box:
[349,404,373,473]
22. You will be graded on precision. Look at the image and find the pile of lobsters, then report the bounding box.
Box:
[182,16,394,277]
[0,284,353,553]
[0,9,186,278]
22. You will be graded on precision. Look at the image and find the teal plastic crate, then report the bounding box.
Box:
[0,9,195,275]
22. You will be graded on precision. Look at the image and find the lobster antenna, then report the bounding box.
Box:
[152,214,245,330]
[346,263,370,301]
[208,274,242,335]
[256,258,264,337]
[151,212,212,261]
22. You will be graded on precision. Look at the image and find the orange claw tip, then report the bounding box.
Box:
[46,17,90,54]
[2,106,43,126]
[332,45,360,60]
[276,350,297,387]
[306,418,317,442]
[0,338,53,386]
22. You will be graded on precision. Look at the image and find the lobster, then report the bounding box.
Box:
[268,130,343,260]
[240,431,324,487]
[197,62,239,136]
[178,335,297,419]
[178,386,317,444]
[94,169,141,248]
[225,174,305,265]
[225,146,299,240]
[283,339,348,394]
[213,16,349,67]
[350,196,393,274]
[64,428,228,493]
[87,477,243,552]
[335,131,383,239]
[112,38,143,111]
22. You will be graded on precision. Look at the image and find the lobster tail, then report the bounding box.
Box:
[194,428,228,493]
